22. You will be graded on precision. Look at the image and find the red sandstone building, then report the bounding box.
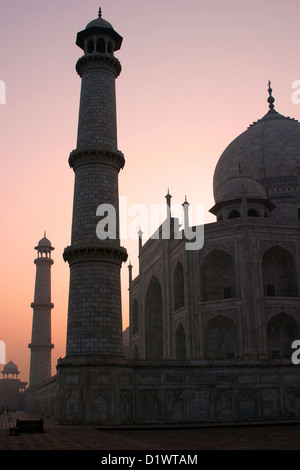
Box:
[0,361,27,411]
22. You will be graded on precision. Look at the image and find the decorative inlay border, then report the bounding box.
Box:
[199,241,235,261]
[259,239,296,256]
[258,176,298,195]
[264,304,300,323]
[201,308,240,327]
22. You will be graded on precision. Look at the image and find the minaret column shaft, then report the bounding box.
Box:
[77,66,118,150]
[71,163,120,246]
[63,39,127,358]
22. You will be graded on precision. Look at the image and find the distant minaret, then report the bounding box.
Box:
[28,233,54,388]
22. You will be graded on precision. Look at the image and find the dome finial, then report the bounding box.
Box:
[98,6,102,18]
[267,79,275,110]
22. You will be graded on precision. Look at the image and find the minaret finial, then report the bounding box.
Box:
[98,7,102,18]
[165,189,172,209]
[44,231,46,237]
[182,195,189,207]
[267,80,275,110]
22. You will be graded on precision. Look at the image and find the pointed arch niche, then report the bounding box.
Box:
[201,249,236,301]
[266,313,299,359]
[203,315,239,359]
[132,299,138,335]
[132,344,139,360]
[175,323,186,360]
[262,246,298,297]
[145,277,163,359]
[174,262,185,311]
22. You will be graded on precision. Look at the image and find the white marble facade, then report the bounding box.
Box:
[129,93,300,367]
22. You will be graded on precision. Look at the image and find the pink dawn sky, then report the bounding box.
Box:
[1,0,300,382]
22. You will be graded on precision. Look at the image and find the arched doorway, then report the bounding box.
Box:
[204,315,239,359]
[201,249,236,301]
[262,246,298,297]
[266,313,299,359]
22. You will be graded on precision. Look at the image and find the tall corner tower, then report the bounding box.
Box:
[63,7,127,358]
[28,234,54,388]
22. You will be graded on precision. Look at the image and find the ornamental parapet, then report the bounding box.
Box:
[63,244,128,266]
[204,216,299,231]
[30,302,54,309]
[76,53,122,77]
[28,343,54,351]
[34,257,54,265]
[69,148,125,171]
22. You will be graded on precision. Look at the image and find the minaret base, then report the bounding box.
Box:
[56,354,129,425]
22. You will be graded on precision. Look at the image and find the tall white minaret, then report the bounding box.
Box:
[28,233,54,388]
[62,7,127,357]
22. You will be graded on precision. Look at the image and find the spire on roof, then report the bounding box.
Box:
[98,7,102,18]
[165,189,172,209]
[267,80,275,110]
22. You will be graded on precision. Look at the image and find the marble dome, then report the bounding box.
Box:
[213,104,300,204]
[38,236,52,247]
[217,176,267,203]
[86,17,113,30]
[35,233,54,252]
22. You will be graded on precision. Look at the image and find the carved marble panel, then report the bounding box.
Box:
[165,373,185,385]
[89,392,110,423]
[65,393,79,422]
[285,388,300,418]
[120,392,131,422]
[215,391,234,420]
[261,389,280,418]
[137,373,161,385]
[166,391,185,422]
[140,391,160,422]
[89,371,112,386]
[238,390,257,419]
[190,390,209,421]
